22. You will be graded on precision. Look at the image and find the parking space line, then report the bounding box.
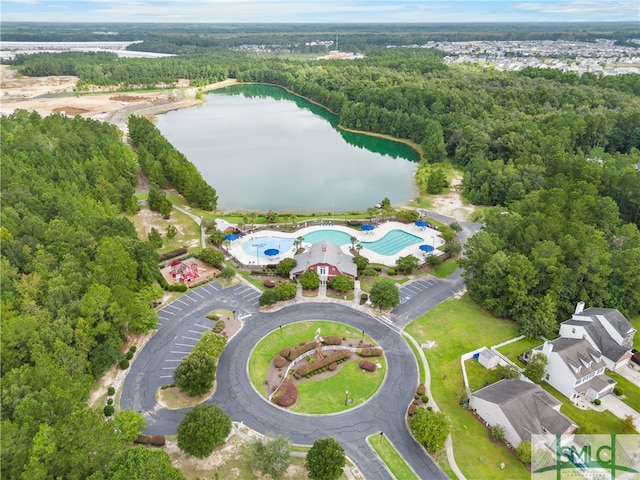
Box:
[164,359,182,362]
[170,351,191,354]
[191,290,204,299]
[159,310,175,316]
[176,299,190,306]
[188,330,204,335]
[193,324,210,330]
[159,375,173,378]
[209,283,220,291]
[167,304,182,311]
[181,336,200,341]
[176,343,195,347]
[162,367,176,370]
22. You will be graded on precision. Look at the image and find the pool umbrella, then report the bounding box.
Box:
[415,220,428,228]
[224,233,241,241]
[264,248,280,257]
[419,244,434,253]
[361,224,375,231]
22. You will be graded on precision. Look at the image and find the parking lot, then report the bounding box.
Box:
[398,277,441,304]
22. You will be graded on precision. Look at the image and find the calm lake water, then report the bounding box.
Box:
[155,84,419,213]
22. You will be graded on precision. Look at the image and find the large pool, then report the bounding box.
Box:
[245,229,423,258]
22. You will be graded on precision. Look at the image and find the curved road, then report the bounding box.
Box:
[121,213,482,480]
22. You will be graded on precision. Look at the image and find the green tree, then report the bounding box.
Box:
[299,269,320,290]
[409,408,450,453]
[496,364,520,379]
[166,224,178,240]
[516,440,532,464]
[421,119,447,163]
[177,404,232,458]
[246,434,292,480]
[275,280,297,300]
[259,289,281,306]
[147,183,165,212]
[329,273,354,293]
[276,258,297,277]
[396,254,420,274]
[264,210,278,223]
[350,236,358,249]
[305,437,345,480]
[294,236,304,251]
[426,169,449,194]
[113,410,146,444]
[353,255,370,273]
[219,265,236,280]
[197,247,224,268]
[148,227,163,248]
[173,351,217,397]
[449,222,462,233]
[105,447,186,480]
[369,278,400,311]
[524,352,548,384]
[159,198,172,219]
[209,228,226,245]
[192,331,227,362]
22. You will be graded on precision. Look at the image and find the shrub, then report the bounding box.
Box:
[263,279,276,288]
[192,331,227,362]
[594,398,601,405]
[358,347,383,357]
[212,321,225,334]
[150,435,166,447]
[279,347,291,359]
[360,293,368,302]
[259,289,281,306]
[361,268,378,277]
[219,266,236,280]
[103,405,115,417]
[135,434,151,444]
[206,313,219,321]
[359,360,377,372]
[128,345,137,354]
[274,355,287,368]
[408,404,417,416]
[107,386,116,396]
[427,406,433,411]
[275,280,297,300]
[328,363,337,371]
[387,267,396,276]
[107,398,114,405]
[294,351,351,378]
[416,384,426,395]
[421,395,429,403]
[119,359,130,370]
[287,342,316,361]
[614,386,624,396]
[272,378,298,407]
[126,351,134,360]
[322,335,342,346]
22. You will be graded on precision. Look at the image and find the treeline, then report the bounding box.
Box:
[127,115,218,210]
[0,111,177,479]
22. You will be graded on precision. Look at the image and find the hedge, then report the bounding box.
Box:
[358,347,383,357]
[272,378,298,407]
[286,341,317,361]
[359,360,377,372]
[294,350,351,379]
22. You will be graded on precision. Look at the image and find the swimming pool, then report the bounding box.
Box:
[362,229,422,255]
[286,228,422,256]
[242,236,296,258]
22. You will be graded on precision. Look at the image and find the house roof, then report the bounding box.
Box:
[472,379,575,440]
[562,307,635,363]
[479,348,498,361]
[290,240,357,277]
[541,338,605,378]
[576,374,616,395]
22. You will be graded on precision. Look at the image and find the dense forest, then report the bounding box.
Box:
[2,25,640,477]
[0,111,185,479]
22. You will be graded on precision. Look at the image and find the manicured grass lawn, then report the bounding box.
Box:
[465,358,503,393]
[539,383,634,434]
[248,321,384,414]
[292,360,386,414]
[237,270,267,292]
[367,433,419,480]
[496,337,543,368]
[606,371,640,412]
[432,259,458,278]
[631,315,640,350]
[405,294,530,480]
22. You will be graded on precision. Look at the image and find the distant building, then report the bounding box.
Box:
[559,303,636,371]
[470,379,577,447]
[289,240,357,285]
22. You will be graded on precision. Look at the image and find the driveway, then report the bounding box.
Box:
[121,287,447,480]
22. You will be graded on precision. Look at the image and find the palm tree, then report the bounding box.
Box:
[350,236,358,250]
[294,236,304,251]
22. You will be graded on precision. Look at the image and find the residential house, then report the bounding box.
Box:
[470,379,577,447]
[289,240,357,285]
[534,338,616,402]
[559,302,636,371]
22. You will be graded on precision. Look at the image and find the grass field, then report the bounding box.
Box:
[606,370,640,412]
[367,433,419,480]
[405,294,530,480]
[432,259,458,278]
[465,358,503,393]
[496,337,543,368]
[248,321,384,414]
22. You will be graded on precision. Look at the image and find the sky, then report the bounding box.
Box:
[1,0,638,24]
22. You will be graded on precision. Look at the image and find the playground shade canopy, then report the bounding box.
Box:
[264,248,280,256]
[419,244,434,252]
[361,224,375,231]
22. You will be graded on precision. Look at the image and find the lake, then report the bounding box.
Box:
[155,84,419,213]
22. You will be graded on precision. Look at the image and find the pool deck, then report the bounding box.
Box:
[224,220,445,267]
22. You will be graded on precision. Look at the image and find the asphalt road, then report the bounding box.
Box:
[121,213,482,479]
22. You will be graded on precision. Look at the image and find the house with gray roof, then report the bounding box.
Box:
[559,303,636,371]
[533,338,616,402]
[289,240,357,285]
[470,379,577,447]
